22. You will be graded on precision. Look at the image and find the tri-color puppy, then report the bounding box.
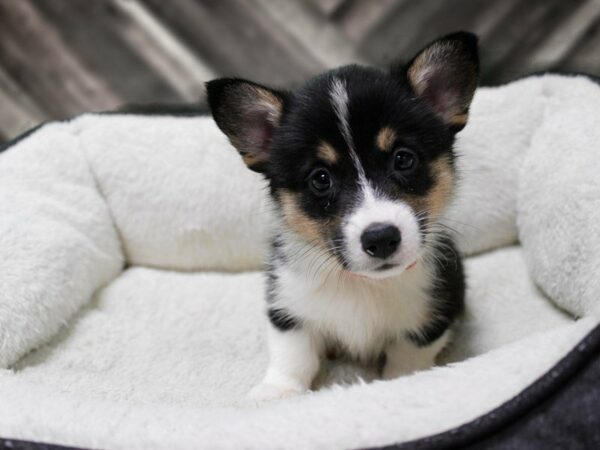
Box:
[207,32,478,400]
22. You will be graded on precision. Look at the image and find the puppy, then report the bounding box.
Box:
[206,32,477,400]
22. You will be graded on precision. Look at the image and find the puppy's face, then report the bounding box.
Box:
[208,32,478,279]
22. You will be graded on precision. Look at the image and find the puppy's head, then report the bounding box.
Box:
[207,32,478,279]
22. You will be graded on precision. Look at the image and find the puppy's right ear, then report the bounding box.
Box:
[403,32,479,132]
[206,78,287,173]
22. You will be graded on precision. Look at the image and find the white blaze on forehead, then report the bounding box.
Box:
[329,77,370,195]
[329,78,422,276]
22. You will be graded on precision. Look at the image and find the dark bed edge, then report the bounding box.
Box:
[0,101,209,153]
[0,323,598,450]
[373,322,600,450]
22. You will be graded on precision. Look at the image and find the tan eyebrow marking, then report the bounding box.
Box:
[376,127,397,152]
[317,141,338,164]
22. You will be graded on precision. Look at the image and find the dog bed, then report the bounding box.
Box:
[0,74,599,450]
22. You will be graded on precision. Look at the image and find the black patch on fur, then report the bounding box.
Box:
[267,308,300,331]
[265,235,285,304]
[264,266,278,305]
[406,232,465,347]
[265,237,301,331]
[0,122,48,152]
[110,102,208,116]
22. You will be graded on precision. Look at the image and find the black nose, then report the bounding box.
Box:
[360,223,401,259]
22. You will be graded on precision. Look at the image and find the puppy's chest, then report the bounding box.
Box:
[275,264,434,357]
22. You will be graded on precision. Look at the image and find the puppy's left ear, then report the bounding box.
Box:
[403,31,479,132]
[206,78,287,173]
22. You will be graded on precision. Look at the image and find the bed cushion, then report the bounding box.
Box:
[0,74,598,449]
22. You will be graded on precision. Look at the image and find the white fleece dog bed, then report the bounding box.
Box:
[1,74,599,450]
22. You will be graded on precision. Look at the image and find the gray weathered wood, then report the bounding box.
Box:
[141,0,324,86]
[0,67,48,140]
[32,0,183,104]
[1,0,600,144]
[0,0,122,118]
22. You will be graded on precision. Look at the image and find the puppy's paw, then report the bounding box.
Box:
[247,382,304,402]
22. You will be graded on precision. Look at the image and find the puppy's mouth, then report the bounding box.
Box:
[375,263,397,271]
[375,260,417,274]
[346,259,418,280]
[332,241,419,280]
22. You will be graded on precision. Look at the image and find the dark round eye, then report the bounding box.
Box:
[393,148,418,172]
[309,168,332,195]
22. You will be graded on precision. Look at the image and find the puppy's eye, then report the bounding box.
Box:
[393,148,418,172]
[309,169,332,195]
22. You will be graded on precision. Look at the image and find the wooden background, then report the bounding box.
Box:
[1,0,600,144]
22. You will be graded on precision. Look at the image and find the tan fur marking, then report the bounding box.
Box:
[407,42,474,126]
[279,190,324,244]
[254,87,284,124]
[448,113,468,125]
[407,58,428,96]
[408,55,467,125]
[426,156,454,219]
[376,127,396,152]
[242,152,266,167]
[403,156,454,221]
[317,141,338,164]
[233,85,284,169]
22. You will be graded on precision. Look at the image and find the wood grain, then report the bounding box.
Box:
[0,0,599,143]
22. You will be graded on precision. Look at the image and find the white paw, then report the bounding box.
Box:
[247,382,304,402]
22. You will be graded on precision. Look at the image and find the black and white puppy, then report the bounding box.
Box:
[207,32,477,400]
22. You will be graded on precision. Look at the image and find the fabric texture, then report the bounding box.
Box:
[0,74,599,449]
[390,323,600,450]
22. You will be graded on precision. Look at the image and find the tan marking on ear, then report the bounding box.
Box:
[376,127,396,152]
[426,156,454,219]
[253,86,284,125]
[231,85,284,170]
[279,190,324,244]
[317,141,338,164]
[407,42,475,127]
[407,51,432,96]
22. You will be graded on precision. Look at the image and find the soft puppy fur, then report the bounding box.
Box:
[207,32,478,400]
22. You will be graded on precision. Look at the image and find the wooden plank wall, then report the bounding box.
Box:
[1,0,600,143]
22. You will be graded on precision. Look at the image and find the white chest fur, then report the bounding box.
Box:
[272,257,434,360]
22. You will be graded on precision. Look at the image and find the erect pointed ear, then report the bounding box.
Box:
[404,31,479,132]
[206,78,287,172]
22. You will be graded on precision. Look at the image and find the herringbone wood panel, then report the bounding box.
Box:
[1,0,600,142]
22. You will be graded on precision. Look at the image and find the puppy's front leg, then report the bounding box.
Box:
[249,324,321,401]
[383,331,450,380]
